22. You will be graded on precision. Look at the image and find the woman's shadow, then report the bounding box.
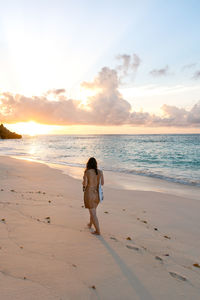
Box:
[96,236,154,300]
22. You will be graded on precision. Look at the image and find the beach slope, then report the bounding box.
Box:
[0,156,200,299]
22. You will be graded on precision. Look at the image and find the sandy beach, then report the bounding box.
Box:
[0,156,200,300]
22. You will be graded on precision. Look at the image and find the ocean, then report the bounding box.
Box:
[0,134,200,187]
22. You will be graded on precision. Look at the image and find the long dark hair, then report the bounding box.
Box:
[86,157,98,175]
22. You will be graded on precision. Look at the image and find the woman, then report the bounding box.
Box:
[82,157,104,235]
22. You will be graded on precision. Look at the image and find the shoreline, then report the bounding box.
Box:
[0,156,200,299]
[7,154,200,201]
[0,133,199,190]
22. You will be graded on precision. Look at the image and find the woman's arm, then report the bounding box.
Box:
[101,171,104,186]
[82,170,88,191]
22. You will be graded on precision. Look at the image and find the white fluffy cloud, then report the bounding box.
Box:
[0,92,84,125]
[0,56,200,127]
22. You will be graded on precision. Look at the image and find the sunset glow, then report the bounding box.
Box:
[0,1,199,134]
[6,121,53,136]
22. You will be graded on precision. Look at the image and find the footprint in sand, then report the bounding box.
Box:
[126,245,140,251]
[45,217,51,223]
[110,237,118,242]
[90,285,96,290]
[142,246,147,251]
[193,263,200,268]
[169,272,187,282]
[155,256,163,263]
[164,235,171,239]
[141,220,147,224]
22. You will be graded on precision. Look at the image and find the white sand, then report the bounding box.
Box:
[0,156,200,299]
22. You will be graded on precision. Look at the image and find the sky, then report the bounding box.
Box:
[0,0,200,134]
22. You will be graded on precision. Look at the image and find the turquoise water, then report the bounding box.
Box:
[0,134,200,186]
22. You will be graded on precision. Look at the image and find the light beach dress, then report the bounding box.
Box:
[83,169,102,209]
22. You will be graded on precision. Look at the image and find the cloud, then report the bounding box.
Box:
[158,104,189,126]
[116,53,141,79]
[0,60,200,128]
[82,67,119,91]
[127,103,200,127]
[116,54,131,76]
[187,102,200,124]
[132,54,141,70]
[81,67,131,125]
[192,70,200,80]
[182,63,197,70]
[46,89,66,95]
[148,102,200,127]
[150,65,169,77]
[0,92,84,125]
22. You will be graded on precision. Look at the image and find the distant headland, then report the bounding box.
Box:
[0,124,22,139]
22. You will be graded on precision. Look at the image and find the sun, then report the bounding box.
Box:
[6,121,52,136]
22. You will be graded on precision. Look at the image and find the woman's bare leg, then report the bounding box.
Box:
[87,210,93,228]
[89,208,100,235]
